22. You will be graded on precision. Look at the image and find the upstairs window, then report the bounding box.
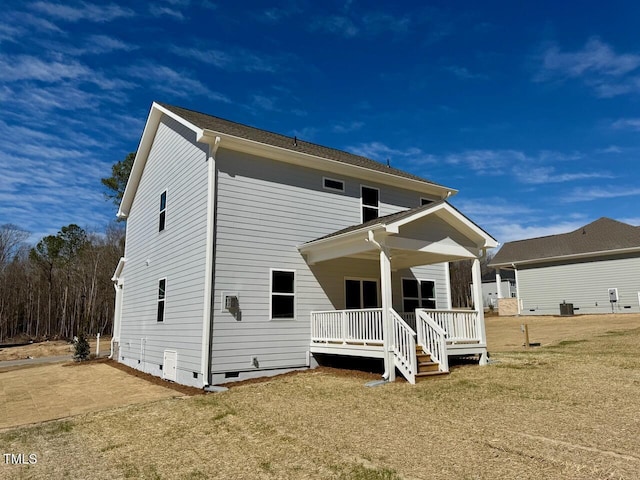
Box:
[159,191,167,232]
[402,278,436,312]
[157,278,166,322]
[271,269,295,319]
[361,186,379,222]
[323,177,344,192]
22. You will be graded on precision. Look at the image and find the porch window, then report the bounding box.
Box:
[271,269,295,319]
[345,278,379,309]
[157,278,166,322]
[159,191,167,232]
[361,186,379,222]
[402,278,436,312]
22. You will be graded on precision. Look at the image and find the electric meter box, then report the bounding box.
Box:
[608,288,619,303]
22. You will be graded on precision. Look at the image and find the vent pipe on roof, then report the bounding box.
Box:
[293,136,297,146]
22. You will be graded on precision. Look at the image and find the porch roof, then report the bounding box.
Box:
[298,201,497,268]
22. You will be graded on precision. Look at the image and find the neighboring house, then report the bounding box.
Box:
[476,271,516,310]
[488,218,640,315]
[111,102,497,387]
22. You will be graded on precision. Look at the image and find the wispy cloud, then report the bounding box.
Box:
[444,66,488,80]
[173,46,283,73]
[535,37,640,97]
[332,121,364,133]
[0,55,90,82]
[311,15,359,38]
[611,118,640,131]
[149,5,185,20]
[563,186,640,202]
[30,1,135,23]
[513,166,614,184]
[126,63,230,101]
[347,141,431,163]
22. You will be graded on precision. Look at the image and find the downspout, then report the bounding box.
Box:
[200,136,221,388]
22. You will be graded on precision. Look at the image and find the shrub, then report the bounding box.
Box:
[73,332,91,362]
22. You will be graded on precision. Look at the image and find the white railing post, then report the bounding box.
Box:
[342,310,348,344]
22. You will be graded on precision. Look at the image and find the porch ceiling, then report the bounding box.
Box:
[298,201,497,267]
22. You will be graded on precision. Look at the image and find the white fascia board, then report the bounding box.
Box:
[491,245,640,269]
[200,129,456,197]
[117,103,205,218]
[388,202,498,249]
[111,257,126,282]
[298,225,386,253]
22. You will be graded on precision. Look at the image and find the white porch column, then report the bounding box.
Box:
[380,246,395,382]
[471,258,488,365]
[495,270,503,299]
[514,267,522,315]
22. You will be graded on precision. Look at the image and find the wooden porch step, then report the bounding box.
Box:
[415,370,448,382]
[417,361,440,373]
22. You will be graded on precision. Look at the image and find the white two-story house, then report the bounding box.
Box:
[111,102,497,387]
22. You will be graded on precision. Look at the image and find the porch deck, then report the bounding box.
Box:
[310,308,487,383]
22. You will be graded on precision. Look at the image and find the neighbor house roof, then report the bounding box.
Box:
[158,103,447,188]
[489,217,640,268]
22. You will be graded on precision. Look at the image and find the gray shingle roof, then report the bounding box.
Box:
[159,103,447,189]
[306,201,446,243]
[489,218,640,267]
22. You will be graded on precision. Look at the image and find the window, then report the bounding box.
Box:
[271,270,295,319]
[157,278,166,322]
[361,186,379,222]
[159,191,167,232]
[402,278,436,312]
[345,278,379,309]
[420,198,434,206]
[323,177,344,192]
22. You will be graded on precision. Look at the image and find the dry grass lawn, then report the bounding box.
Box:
[1,315,639,479]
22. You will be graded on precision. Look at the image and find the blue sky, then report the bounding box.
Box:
[1,1,639,245]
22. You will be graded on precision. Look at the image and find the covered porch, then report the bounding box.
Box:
[298,201,498,384]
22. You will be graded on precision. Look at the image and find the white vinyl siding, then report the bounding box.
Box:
[211,148,450,373]
[517,254,640,315]
[118,115,209,387]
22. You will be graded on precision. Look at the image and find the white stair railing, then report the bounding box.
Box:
[416,310,449,373]
[417,309,479,343]
[390,309,417,384]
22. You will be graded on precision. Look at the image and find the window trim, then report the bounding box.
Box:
[159,190,167,232]
[323,176,345,193]
[269,268,296,320]
[157,277,167,322]
[360,185,380,223]
[401,277,437,312]
[344,276,380,309]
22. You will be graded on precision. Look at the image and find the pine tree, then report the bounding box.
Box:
[74,331,91,361]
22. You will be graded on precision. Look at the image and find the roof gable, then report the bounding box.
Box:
[489,217,640,267]
[119,102,456,217]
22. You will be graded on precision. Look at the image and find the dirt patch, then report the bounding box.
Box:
[0,336,111,361]
[104,359,204,396]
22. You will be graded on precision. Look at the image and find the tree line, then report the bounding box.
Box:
[0,154,133,343]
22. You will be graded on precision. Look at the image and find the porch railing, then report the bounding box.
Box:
[414,309,479,343]
[416,310,449,373]
[311,308,383,344]
[390,309,417,384]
